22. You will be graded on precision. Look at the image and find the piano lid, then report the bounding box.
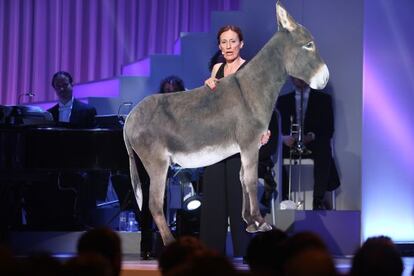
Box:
[95,114,124,129]
[0,105,53,126]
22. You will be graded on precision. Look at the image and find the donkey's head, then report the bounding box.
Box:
[276,2,329,89]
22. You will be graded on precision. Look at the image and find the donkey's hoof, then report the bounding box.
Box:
[246,223,259,233]
[258,222,272,232]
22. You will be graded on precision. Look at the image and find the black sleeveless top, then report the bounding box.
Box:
[215,61,247,79]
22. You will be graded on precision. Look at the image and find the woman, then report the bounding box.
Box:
[204,26,246,90]
[200,25,270,257]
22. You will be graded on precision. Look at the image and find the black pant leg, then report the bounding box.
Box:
[111,164,154,254]
[200,161,228,255]
[138,177,154,253]
[226,156,251,257]
[135,159,154,253]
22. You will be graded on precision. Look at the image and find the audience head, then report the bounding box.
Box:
[158,236,208,275]
[350,235,403,276]
[282,231,336,276]
[283,248,337,276]
[63,253,113,276]
[159,75,185,93]
[245,228,288,275]
[0,246,18,276]
[52,71,74,104]
[77,227,122,276]
[216,25,244,63]
[285,231,328,256]
[18,252,64,276]
[164,249,237,276]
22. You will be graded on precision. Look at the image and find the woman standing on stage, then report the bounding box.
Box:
[200,25,254,257]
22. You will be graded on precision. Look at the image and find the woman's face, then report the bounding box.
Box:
[218,30,244,63]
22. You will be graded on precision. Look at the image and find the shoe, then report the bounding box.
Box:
[140,251,155,260]
[312,200,327,210]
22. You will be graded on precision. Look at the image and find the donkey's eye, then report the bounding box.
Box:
[303,41,314,50]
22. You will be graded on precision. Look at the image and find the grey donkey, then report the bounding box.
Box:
[123,2,329,245]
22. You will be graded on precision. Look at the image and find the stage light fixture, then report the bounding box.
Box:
[183,194,201,212]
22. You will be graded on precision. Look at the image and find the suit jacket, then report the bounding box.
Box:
[276,89,340,192]
[259,110,279,162]
[48,99,97,128]
[276,89,334,143]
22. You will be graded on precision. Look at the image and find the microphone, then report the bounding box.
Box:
[117,101,133,124]
[117,102,133,116]
[17,91,36,104]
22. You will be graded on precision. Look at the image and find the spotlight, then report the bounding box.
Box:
[171,166,202,237]
[178,170,202,212]
[183,194,201,212]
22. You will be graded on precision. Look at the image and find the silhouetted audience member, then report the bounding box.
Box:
[63,253,113,276]
[18,252,64,276]
[0,246,18,276]
[77,227,122,276]
[245,228,288,275]
[350,236,403,276]
[283,248,337,276]
[285,231,328,256]
[165,249,238,276]
[282,231,337,275]
[158,236,208,275]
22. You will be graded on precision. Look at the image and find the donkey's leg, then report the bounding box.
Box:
[146,158,175,245]
[240,149,272,233]
[239,167,254,226]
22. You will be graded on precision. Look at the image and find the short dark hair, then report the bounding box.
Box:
[51,71,73,88]
[350,236,403,276]
[216,25,244,44]
[159,75,185,93]
[77,227,122,276]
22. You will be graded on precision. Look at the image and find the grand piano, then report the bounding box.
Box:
[0,106,128,177]
[0,105,129,236]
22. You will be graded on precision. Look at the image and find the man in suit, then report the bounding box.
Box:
[276,77,340,210]
[48,71,96,128]
[24,71,98,229]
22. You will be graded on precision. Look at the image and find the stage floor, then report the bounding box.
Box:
[118,255,414,276]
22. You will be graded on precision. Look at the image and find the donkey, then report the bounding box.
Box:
[123,2,329,245]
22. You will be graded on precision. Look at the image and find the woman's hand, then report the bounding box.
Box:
[260,130,271,145]
[204,77,218,90]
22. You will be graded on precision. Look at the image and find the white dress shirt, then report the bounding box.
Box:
[294,86,310,125]
[58,97,74,122]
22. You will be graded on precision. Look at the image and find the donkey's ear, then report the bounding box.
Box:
[276,1,297,32]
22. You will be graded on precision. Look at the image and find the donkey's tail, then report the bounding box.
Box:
[123,128,143,210]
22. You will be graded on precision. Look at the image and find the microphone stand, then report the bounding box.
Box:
[117,102,133,124]
[17,92,35,105]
